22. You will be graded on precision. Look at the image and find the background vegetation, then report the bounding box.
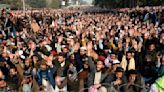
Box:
[0,0,163,9]
[0,0,60,9]
[94,0,164,8]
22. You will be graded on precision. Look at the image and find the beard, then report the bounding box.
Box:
[24,65,30,70]
[96,68,102,72]
[126,58,130,61]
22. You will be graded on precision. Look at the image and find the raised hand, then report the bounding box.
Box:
[0,70,4,79]
[74,42,80,52]
[29,41,36,50]
[70,39,75,47]
[133,43,138,51]
[96,33,101,41]
[118,42,123,50]
[29,49,34,57]
[82,33,86,39]
[93,84,101,89]
[87,41,93,51]
[58,36,63,44]
[46,55,53,67]
[87,41,93,56]
[114,79,122,85]
[3,46,7,53]
[138,42,143,51]
[9,53,14,59]
[132,40,138,51]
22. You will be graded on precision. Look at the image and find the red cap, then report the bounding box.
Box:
[51,50,57,56]
[98,55,106,61]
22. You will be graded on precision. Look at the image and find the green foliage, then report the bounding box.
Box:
[0,0,22,9]
[162,1,164,6]
[138,0,147,6]
[26,0,47,8]
[95,0,164,8]
[1,0,61,9]
[26,0,61,8]
[0,4,10,8]
[48,0,60,8]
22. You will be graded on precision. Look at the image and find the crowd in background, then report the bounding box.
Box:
[0,6,164,92]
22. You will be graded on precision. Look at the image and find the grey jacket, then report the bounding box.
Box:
[87,57,110,88]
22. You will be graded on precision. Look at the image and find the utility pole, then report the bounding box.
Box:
[22,0,25,13]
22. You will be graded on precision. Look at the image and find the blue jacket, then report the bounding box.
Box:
[36,66,56,88]
[74,52,83,72]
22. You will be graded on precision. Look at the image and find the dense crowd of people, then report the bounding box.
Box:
[0,6,164,92]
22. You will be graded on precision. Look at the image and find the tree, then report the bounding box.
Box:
[26,0,47,8]
[94,0,164,8]
[48,0,60,8]
[0,0,22,9]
